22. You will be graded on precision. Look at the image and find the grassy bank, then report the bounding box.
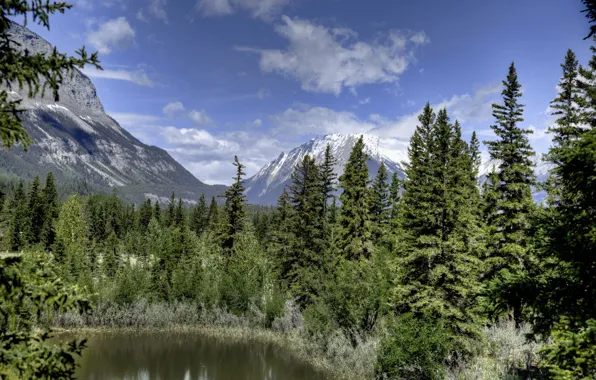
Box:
[51,300,544,380]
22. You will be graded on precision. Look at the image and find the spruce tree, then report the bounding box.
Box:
[336,136,372,260]
[269,188,295,285]
[207,196,219,229]
[287,154,326,305]
[138,198,153,232]
[482,62,536,327]
[369,163,390,243]
[388,172,401,224]
[153,200,162,224]
[189,194,208,236]
[320,143,338,213]
[218,156,247,250]
[174,198,185,228]
[165,192,176,228]
[41,172,59,249]
[396,106,482,349]
[8,182,29,251]
[27,175,44,244]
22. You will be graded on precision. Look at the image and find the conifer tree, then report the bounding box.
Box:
[138,198,153,232]
[102,231,119,278]
[388,172,401,224]
[165,192,176,228]
[287,155,326,305]
[55,195,88,281]
[27,175,43,244]
[207,196,219,229]
[174,198,185,228]
[369,163,390,242]
[269,188,295,284]
[482,62,536,327]
[189,194,208,236]
[396,106,482,349]
[336,136,372,260]
[218,156,247,250]
[153,200,162,224]
[8,181,29,251]
[41,172,59,249]
[320,143,338,213]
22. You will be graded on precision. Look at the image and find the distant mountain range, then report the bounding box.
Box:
[0,22,225,204]
[245,133,552,205]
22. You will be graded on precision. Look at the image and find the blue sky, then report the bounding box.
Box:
[19,0,593,184]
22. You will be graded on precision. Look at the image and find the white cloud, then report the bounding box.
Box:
[196,0,289,20]
[270,104,376,137]
[149,0,168,23]
[136,9,149,22]
[163,102,186,118]
[251,118,262,127]
[74,0,93,9]
[359,97,371,105]
[108,112,162,126]
[236,16,429,95]
[87,17,135,54]
[189,110,213,125]
[528,125,549,141]
[81,66,154,87]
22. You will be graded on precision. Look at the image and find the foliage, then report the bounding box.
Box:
[0,0,102,149]
[0,253,90,379]
[375,313,454,380]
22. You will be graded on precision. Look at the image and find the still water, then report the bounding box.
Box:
[67,331,328,380]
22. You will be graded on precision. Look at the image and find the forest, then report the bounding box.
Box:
[2,1,596,380]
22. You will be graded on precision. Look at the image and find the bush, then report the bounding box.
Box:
[375,313,454,380]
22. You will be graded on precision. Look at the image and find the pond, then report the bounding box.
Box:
[64,330,329,380]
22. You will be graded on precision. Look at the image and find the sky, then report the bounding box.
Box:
[17,0,594,185]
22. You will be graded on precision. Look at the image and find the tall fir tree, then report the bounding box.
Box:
[207,196,219,230]
[8,182,29,251]
[320,143,338,214]
[369,163,390,242]
[189,194,208,236]
[287,155,326,305]
[269,188,295,285]
[165,192,176,228]
[389,172,401,224]
[138,198,153,232]
[396,107,482,350]
[41,172,59,249]
[336,136,372,260]
[579,37,596,130]
[218,156,247,250]
[153,200,162,224]
[27,176,44,244]
[174,198,185,228]
[482,62,536,328]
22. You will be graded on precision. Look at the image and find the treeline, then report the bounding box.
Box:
[3,51,596,380]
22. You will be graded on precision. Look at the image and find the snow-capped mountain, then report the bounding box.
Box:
[0,22,225,204]
[245,133,408,205]
[245,133,554,205]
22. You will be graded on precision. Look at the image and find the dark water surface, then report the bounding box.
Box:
[64,331,328,380]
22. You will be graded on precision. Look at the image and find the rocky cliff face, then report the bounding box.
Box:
[1,22,226,204]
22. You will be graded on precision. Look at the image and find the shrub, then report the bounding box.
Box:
[375,313,454,380]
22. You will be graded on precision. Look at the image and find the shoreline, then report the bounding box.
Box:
[52,324,367,380]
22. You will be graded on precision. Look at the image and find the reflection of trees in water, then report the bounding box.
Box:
[66,332,325,380]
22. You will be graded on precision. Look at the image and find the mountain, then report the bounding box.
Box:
[245,133,408,205]
[0,22,226,204]
[245,133,553,205]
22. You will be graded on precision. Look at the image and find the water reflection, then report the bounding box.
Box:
[62,331,328,380]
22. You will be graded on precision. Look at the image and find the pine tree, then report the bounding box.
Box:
[320,143,338,214]
[218,156,247,250]
[27,176,44,244]
[138,198,153,232]
[8,182,29,251]
[102,231,119,278]
[336,136,372,260]
[153,200,162,224]
[369,163,390,242]
[189,194,208,236]
[389,172,401,224]
[41,172,59,249]
[482,62,536,328]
